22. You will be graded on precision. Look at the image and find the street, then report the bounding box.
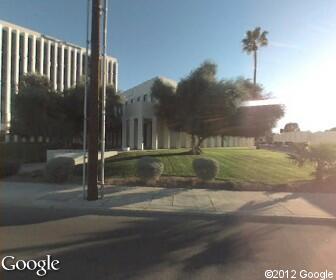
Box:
[1,205,336,280]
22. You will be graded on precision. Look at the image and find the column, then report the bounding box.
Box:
[59,45,64,91]
[0,24,3,129]
[129,118,134,149]
[78,50,83,83]
[152,117,158,150]
[122,117,127,148]
[176,132,181,148]
[30,35,36,72]
[52,42,58,90]
[22,33,28,74]
[210,137,215,148]
[113,62,118,91]
[72,49,77,86]
[13,30,20,93]
[46,40,51,79]
[163,125,170,149]
[4,27,12,128]
[39,37,44,74]
[137,117,143,150]
[66,46,71,88]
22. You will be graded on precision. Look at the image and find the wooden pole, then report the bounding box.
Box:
[87,0,101,200]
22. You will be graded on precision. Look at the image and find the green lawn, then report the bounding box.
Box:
[105,148,314,185]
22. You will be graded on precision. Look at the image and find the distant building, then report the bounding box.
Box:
[120,77,255,150]
[0,20,118,132]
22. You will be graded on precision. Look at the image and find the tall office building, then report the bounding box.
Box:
[0,20,118,132]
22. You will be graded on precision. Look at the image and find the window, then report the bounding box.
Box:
[137,96,141,102]
[143,94,147,102]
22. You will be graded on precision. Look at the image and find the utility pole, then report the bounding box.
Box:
[87,0,101,200]
[100,0,108,198]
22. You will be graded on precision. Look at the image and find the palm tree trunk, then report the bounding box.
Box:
[253,50,257,85]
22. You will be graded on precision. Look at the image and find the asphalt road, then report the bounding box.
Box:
[0,205,336,280]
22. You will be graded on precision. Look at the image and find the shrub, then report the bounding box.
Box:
[193,158,219,181]
[289,143,336,181]
[137,156,164,183]
[0,160,21,178]
[45,157,75,183]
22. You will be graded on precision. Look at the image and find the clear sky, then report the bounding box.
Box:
[1,0,336,132]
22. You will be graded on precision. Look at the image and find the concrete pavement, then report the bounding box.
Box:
[1,182,336,222]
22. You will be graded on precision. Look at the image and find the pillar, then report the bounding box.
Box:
[13,30,20,93]
[66,46,71,89]
[72,49,77,87]
[122,117,127,148]
[59,45,64,91]
[163,125,170,149]
[30,35,36,72]
[176,132,181,149]
[129,118,134,149]
[4,27,12,128]
[152,117,158,150]
[216,136,221,147]
[46,40,51,79]
[137,117,143,150]
[39,37,44,74]
[22,33,28,74]
[52,42,58,91]
[78,50,83,82]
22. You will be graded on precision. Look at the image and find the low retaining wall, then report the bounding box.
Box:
[274,131,336,144]
[47,150,118,165]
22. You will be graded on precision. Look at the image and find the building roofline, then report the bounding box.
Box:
[0,19,117,60]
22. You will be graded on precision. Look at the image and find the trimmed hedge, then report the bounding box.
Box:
[0,160,21,178]
[193,158,219,181]
[45,157,75,183]
[137,156,164,183]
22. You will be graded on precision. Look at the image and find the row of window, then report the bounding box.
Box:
[124,94,155,106]
[1,28,117,91]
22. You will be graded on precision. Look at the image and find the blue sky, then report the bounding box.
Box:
[1,0,336,131]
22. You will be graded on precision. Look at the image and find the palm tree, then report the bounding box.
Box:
[242,27,268,85]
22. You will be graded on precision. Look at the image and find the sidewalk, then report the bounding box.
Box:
[1,182,336,222]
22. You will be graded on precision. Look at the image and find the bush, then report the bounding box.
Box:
[0,160,21,178]
[193,158,219,181]
[45,157,75,183]
[289,143,336,181]
[137,156,164,183]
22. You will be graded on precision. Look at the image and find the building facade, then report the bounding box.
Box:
[121,77,255,150]
[0,20,118,132]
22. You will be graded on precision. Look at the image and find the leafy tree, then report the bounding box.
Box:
[289,143,336,181]
[11,74,63,139]
[62,84,122,143]
[12,74,122,146]
[152,62,284,154]
[242,27,268,84]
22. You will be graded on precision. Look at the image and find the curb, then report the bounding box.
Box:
[15,199,336,226]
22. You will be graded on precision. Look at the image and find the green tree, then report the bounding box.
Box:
[152,62,284,154]
[289,143,336,181]
[62,84,122,144]
[11,74,63,139]
[242,27,268,85]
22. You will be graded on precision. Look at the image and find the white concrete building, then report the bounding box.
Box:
[121,77,255,150]
[0,20,118,132]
